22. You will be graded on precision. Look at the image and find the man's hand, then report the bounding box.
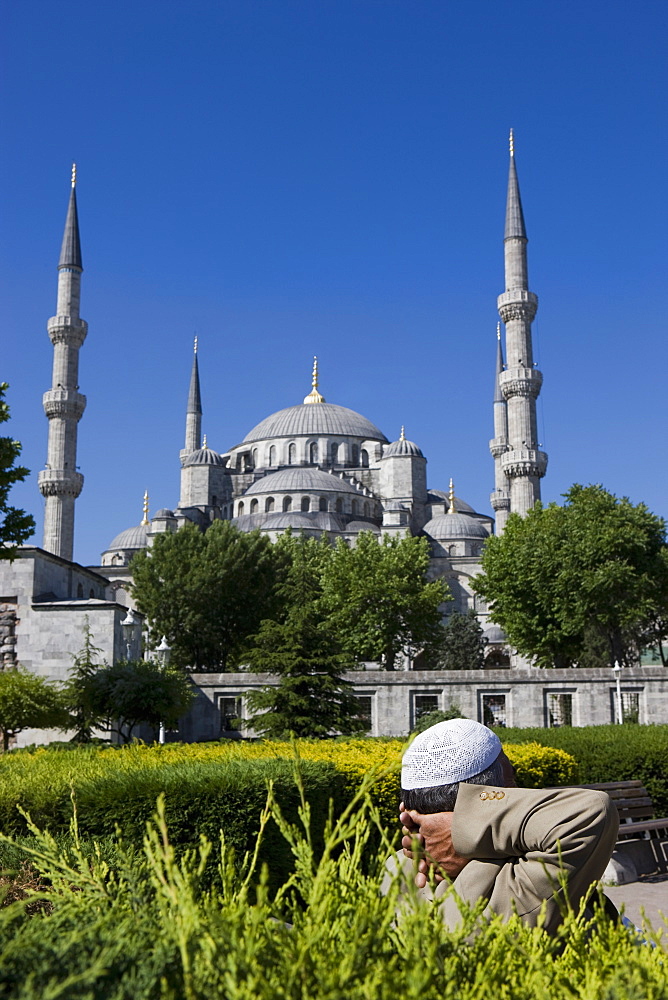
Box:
[399,803,470,888]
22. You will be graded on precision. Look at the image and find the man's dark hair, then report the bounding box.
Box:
[401,753,506,813]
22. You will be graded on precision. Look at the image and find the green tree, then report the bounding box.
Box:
[130,520,281,670]
[436,610,487,670]
[64,616,108,742]
[319,533,450,669]
[86,660,195,742]
[245,538,365,738]
[410,703,463,735]
[0,383,35,559]
[0,668,70,751]
[473,484,668,668]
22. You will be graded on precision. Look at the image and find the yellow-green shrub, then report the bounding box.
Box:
[503,742,578,787]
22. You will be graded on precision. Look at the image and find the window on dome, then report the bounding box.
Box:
[351,445,359,466]
[330,443,339,465]
[301,497,310,512]
[310,442,318,464]
[269,446,276,466]
[363,502,369,517]
[283,496,292,512]
[288,443,297,465]
[335,498,343,513]
[77,583,84,598]
[361,449,369,468]
[238,501,245,516]
[351,499,358,516]
[265,497,274,512]
[250,499,258,514]
[319,497,327,511]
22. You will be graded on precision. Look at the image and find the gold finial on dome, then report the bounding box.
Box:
[142,490,150,526]
[448,478,457,514]
[400,426,406,441]
[202,434,208,449]
[71,163,77,188]
[303,355,325,404]
[509,128,515,158]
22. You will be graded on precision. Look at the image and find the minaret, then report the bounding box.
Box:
[181,337,202,461]
[38,165,87,562]
[496,131,547,517]
[489,323,511,532]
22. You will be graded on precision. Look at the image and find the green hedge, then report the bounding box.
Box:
[0,751,346,894]
[499,725,668,816]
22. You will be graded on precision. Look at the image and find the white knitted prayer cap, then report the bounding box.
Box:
[401,719,502,788]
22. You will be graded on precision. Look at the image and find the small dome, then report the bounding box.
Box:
[344,520,381,533]
[153,508,175,518]
[105,523,148,551]
[244,468,360,496]
[484,625,507,644]
[422,513,489,541]
[183,446,226,467]
[242,402,387,444]
[384,434,423,458]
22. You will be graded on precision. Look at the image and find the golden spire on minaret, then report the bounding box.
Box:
[71,163,77,188]
[142,491,150,526]
[448,478,457,514]
[497,322,501,341]
[509,128,515,158]
[194,335,198,354]
[303,355,325,404]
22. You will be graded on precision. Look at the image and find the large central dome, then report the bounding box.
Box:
[242,402,388,444]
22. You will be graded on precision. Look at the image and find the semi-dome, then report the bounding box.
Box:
[183,445,226,467]
[153,508,175,518]
[105,523,148,551]
[243,468,360,496]
[422,513,489,541]
[242,402,387,444]
[427,489,475,514]
[344,520,381,533]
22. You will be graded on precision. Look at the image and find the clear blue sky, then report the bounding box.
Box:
[2,0,666,565]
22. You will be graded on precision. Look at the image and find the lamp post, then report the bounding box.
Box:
[120,609,142,661]
[156,635,171,745]
[613,660,623,724]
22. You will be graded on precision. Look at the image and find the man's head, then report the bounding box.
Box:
[401,718,515,813]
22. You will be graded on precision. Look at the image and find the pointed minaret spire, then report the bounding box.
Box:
[448,478,457,514]
[38,167,88,561]
[495,134,547,526]
[303,355,325,404]
[141,491,150,526]
[184,337,202,454]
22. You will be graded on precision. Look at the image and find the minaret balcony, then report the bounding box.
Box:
[497,290,538,323]
[489,490,511,512]
[489,437,508,459]
[47,316,88,346]
[501,449,548,480]
[38,469,84,498]
[499,367,543,399]
[42,389,86,421]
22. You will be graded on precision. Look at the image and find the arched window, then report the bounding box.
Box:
[309,442,318,464]
[288,443,297,465]
[351,445,359,466]
[335,498,343,513]
[319,496,327,511]
[351,499,358,516]
[269,445,276,466]
[250,498,258,514]
[361,448,369,468]
[363,502,369,517]
[211,495,218,507]
[77,583,84,598]
[265,497,275,512]
[283,496,292,512]
[238,501,245,516]
[252,449,258,467]
[330,443,338,465]
[89,589,95,599]
[301,496,310,512]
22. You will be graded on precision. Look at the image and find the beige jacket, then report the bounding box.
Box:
[385,783,619,934]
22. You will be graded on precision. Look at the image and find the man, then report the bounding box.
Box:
[383,718,619,934]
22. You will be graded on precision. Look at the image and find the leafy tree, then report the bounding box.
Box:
[131,520,282,670]
[473,484,668,668]
[64,617,108,742]
[0,669,70,751]
[411,703,463,735]
[436,610,487,670]
[86,660,195,742]
[0,383,35,559]
[245,539,365,738]
[319,533,450,669]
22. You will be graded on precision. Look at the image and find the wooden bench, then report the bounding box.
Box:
[577,780,668,871]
